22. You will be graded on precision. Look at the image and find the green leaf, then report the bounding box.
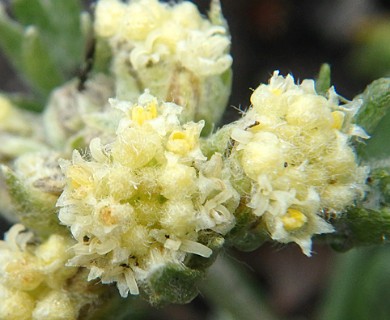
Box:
[21,26,64,96]
[355,78,390,133]
[369,163,390,206]
[0,4,23,68]
[315,63,331,96]
[145,263,203,306]
[329,207,390,251]
[226,204,268,252]
[11,0,84,77]
[3,91,43,112]
[354,78,390,159]
[360,112,390,160]
[355,78,390,134]
[319,248,390,320]
[200,256,278,320]
[11,0,51,29]
[35,0,84,74]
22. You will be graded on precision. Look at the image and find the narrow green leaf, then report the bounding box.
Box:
[11,0,51,29]
[319,248,390,320]
[201,256,278,320]
[21,26,64,96]
[315,63,331,96]
[0,4,23,67]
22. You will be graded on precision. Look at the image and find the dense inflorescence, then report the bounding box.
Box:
[225,72,368,255]
[57,92,238,297]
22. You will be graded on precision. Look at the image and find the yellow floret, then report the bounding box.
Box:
[131,101,158,126]
[281,208,308,231]
[167,130,194,155]
[331,111,345,130]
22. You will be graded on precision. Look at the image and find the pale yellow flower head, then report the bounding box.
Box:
[0,224,84,320]
[58,92,238,297]
[230,71,368,255]
[94,0,232,134]
[95,0,231,74]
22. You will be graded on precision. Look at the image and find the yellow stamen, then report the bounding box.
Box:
[271,88,283,96]
[331,111,345,130]
[131,101,158,125]
[282,208,307,231]
[167,130,194,154]
[171,131,186,140]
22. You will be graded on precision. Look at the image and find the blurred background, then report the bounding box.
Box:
[1,0,390,319]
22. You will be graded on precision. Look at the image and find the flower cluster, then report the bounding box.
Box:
[94,0,232,133]
[57,92,238,297]
[95,0,231,75]
[0,224,92,320]
[227,72,368,255]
